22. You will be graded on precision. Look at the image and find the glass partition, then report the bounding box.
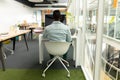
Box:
[104,0,120,39]
[81,0,120,79]
[115,0,120,39]
[101,0,120,80]
[83,0,98,79]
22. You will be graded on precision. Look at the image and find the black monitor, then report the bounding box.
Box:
[45,14,66,27]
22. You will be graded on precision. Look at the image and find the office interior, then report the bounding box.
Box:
[0,0,120,80]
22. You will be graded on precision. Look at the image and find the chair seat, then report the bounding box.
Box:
[45,42,70,56]
[3,40,11,44]
[42,41,71,78]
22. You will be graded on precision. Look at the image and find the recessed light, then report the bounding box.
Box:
[28,0,43,2]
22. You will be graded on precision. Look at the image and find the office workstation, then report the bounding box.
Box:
[0,30,30,71]
[0,0,85,80]
[38,28,81,67]
[1,0,120,80]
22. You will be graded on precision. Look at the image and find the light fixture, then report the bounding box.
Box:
[28,0,44,2]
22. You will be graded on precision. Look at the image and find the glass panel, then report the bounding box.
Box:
[101,43,120,80]
[84,0,98,79]
[79,0,83,27]
[104,0,120,39]
[115,0,120,39]
[107,0,116,38]
[102,0,120,79]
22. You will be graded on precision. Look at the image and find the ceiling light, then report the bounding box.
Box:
[28,0,44,2]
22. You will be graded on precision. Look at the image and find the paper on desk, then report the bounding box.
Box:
[0,32,9,37]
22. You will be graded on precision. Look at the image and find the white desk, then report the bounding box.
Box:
[38,34,77,64]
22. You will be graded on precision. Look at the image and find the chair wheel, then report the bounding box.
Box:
[67,74,70,77]
[47,63,49,66]
[42,73,45,77]
[11,51,14,54]
[67,64,69,67]
[3,54,7,59]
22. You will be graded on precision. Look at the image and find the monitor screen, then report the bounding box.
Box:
[45,14,66,27]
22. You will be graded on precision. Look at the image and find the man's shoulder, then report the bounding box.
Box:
[45,24,52,29]
[61,24,70,29]
[59,22,68,27]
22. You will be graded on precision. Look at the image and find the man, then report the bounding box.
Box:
[43,10,72,59]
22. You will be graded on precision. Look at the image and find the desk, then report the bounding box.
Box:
[27,26,43,40]
[19,25,34,39]
[38,34,77,64]
[19,24,29,30]
[0,30,30,71]
[27,26,37,39]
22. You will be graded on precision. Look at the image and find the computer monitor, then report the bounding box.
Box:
[45,14,66,27]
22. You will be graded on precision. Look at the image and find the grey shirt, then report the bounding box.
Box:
[43,21,72,42]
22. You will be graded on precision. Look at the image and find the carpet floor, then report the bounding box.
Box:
[0,69,85,80]
[0,38,85,80]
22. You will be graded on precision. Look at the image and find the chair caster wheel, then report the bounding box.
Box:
[67,74,70,77]
[11,51,14,54]
[42,73,45,77]
[67,64,69,67]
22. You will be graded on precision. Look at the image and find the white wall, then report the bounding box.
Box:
[36,11,42,26]
[0,0,35,33]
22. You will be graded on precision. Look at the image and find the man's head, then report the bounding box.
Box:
[53,10,61,21]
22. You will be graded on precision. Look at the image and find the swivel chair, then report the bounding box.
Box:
[42,41,71,77]
[3,40,14,59]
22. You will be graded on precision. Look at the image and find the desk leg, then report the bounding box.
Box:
[0,42,5,71]
[23,34,29,51]
[39,35,43,64]
[72,39,76,61]
[118,52,120,68]
[30,28,33,40]
[13,37,16,50]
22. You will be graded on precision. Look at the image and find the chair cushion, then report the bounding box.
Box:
[3,40,11,44]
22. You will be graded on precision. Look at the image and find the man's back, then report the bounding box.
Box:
[42,10,72,59]
[43,21,72,42]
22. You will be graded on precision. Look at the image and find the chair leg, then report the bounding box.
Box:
[5,47,14,54]
[2,46,14,59]
[42,57,57,77]
[47,58,54,66]
[2,49,6,59]
[60,57,69,67]
[58,57,70,77]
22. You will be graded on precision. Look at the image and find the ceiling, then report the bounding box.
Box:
[15,0,68,8]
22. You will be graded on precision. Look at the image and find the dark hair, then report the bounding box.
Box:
[53,10,61,21]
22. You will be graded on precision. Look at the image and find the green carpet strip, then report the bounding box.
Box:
[0,69,85,80]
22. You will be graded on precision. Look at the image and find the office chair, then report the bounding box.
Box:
[42,41,71,77]
[2,40,14,59]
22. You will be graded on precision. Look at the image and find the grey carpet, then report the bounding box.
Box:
[0,38,78,69]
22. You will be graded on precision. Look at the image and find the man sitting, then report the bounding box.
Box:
[43,10,72,59]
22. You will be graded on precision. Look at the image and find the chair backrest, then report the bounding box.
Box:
[45,42,71,56]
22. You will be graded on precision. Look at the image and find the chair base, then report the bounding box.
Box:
[47,57,69,67]
[2,47,14,59]
[42,56,70,78]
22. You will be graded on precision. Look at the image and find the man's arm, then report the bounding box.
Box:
[42,29,47,39]
[66,29,72,42]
